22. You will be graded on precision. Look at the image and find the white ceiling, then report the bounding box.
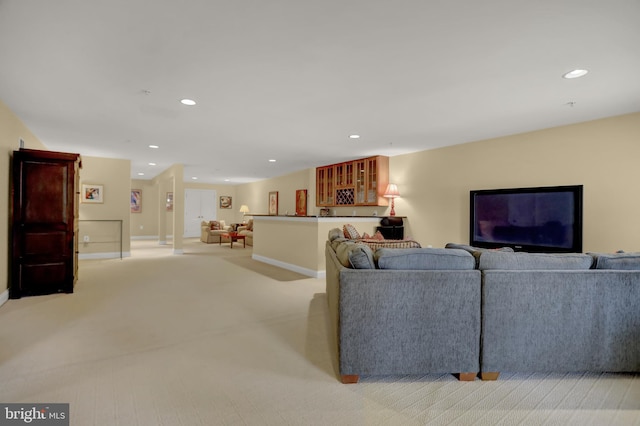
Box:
[1,0,639,184]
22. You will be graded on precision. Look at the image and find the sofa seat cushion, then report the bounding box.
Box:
[375,248,474,270]
[335,241,376,269]
[478,251,593,270]
[590,252,640,269]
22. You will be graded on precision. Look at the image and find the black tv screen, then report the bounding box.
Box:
[470,185,583,253]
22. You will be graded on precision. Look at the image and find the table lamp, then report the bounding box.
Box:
[383,184,400,216]
[239,205,250,222]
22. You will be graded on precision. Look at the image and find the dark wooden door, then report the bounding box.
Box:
[11,149,80,298]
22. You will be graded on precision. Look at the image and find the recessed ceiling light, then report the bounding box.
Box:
[349,134,360,139]
[149,145,159,149]
[181,99,196,106]
[224,178,230,182]
[268,159,277,163]
[137,172,145,176]
[191,177,198,180]
[562,69,588,79]
[148,162,156,166]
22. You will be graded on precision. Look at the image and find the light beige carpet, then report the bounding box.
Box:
[0,239,639,425]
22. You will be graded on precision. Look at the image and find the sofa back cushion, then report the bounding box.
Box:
[375,248,474,270]
[478,251,593,270]
[590,252,640,270]
[445,243,514,267]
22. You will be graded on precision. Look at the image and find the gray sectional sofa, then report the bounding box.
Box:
[326,233,482,384]
[325,229,640,383]
[479,250,640,380]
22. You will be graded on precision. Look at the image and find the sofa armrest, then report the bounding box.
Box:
[237,226,248,232]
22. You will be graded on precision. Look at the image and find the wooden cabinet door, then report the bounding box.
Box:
[11,149,80,298]
[316,166,335,206]
[354,156,388,206]
[335,163,354,188]
[354,159,367,204]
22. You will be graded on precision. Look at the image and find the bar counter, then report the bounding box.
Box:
[251,215,385,278]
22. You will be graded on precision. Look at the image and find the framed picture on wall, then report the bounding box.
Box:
[220,196,232,209]
[296,189,307,216]
[81,184,104,203]
[268,191,278,215]
[166,192,173,212]
[131,189,142,213]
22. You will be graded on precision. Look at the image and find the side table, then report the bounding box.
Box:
[220,232,246,248]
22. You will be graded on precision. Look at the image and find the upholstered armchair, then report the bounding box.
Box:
[200,220,232,244]
[237,219,253,246]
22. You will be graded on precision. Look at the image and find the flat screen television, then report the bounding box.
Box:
[470,185,583,253]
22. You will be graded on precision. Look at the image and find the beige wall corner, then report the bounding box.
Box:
[1,100,48,295]
[78,156,132,258]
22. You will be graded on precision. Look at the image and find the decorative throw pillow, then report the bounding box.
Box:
[348,244,376,269]
[210,221,220,230]
[335,241,375,269]
[343,224,361,240]
[373,230,385,240]
[361,232,371,239]
[246,219,253,231]
[328,228,344,242]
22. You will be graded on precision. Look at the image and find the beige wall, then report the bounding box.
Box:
[236,168,314,217]
[392,112,640,252]
[130,179,166,237]
[0,100,48,295]
[185,182,238,225]
[129,180,239,237]
[78,156,132,257]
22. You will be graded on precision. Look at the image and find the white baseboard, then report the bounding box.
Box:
[252,254,325,279]
[0,289,9,308]
[79,252,131,260]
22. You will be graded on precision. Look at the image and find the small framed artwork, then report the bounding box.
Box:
[81,184,104,203]
[268,191,278,215]
[131,189,142,213]
[220,196,232,209]
[320,208,330,217]
[296,189,307,216]
[166,192,173,212]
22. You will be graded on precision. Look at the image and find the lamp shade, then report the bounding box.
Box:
[239,205,250,213]
[383,184,400,198]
